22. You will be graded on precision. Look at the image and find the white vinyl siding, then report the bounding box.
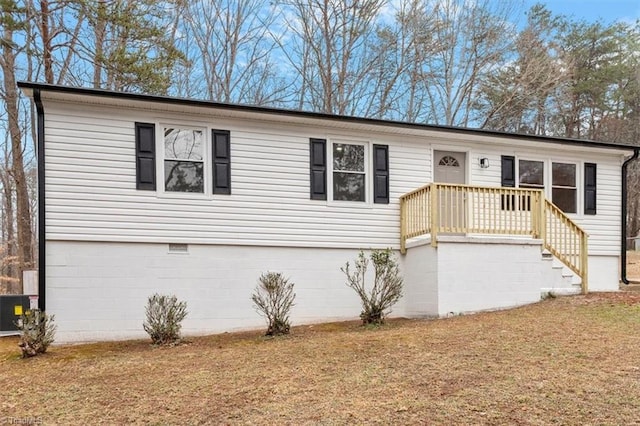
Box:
[470,148,623,256]
[43,98,626,256]
[43,101,429,249]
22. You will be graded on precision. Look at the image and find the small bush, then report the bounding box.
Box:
[17,309,56,358]
[252,272,295,336]
[342,249,403,325]
[143,294,188,345]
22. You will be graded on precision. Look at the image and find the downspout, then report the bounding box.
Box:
[34,89,46,310]
[621,148,640,285]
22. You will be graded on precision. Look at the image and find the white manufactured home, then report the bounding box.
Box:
[19,82,639,343]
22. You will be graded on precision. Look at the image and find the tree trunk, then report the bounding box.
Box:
[1,25,33,293]
[93,0,107,88]
[0,171,16,292]
[40,0,54,84]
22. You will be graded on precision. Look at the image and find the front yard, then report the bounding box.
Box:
[1,293,640,424]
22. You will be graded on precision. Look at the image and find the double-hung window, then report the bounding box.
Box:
[518,160,544,191]
[502,157,585,215]
[513,159,544,211]
[332,142,366,202]
[135,123,231,195]
[552,162,577,213]
[163,128,205,193]
[309,138,389,204]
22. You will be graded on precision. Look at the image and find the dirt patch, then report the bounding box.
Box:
[1,293,640,424]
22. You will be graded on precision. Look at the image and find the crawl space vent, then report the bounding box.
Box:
[168,243,188,253]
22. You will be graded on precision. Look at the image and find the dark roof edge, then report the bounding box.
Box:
[18,81,637,151]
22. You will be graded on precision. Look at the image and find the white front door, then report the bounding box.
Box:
[434,151,466,232]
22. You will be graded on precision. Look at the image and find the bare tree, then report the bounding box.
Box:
[24,0,86,85]
[2,0,88,294]
[0,0,184,294]
[421,0,517,126]
[0,161,17,290]
[179,0,289,105]
[386,0,446,122]
[0,1,33,292]
[277,0,387,115]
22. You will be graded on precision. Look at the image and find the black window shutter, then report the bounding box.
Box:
[373,144,389,204]
[310,138,327,200]
[212,130,231,195]
[501,155,515,187]
[135,122,156,190]
[584,163,597,215]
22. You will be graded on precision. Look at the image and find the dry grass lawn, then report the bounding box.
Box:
[2,293,640,425]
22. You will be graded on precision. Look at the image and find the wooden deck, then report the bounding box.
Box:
[400,183,588,293]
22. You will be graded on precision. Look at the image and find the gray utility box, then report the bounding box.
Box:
[0,295,30,332]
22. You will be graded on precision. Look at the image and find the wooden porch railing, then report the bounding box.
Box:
[400,183,588,293]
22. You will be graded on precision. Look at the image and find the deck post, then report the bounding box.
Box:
[430,183,438,247]
[581,233,589,294]
[400,195,407,254]
[539,196,547,244]
[531,191,540,238]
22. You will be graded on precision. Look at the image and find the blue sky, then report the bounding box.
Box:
[521,0,640,24]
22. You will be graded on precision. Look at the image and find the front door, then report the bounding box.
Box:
[434,151,466,232]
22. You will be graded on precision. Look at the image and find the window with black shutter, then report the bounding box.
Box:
[310,138,327,200]
[140,123,233,195]
[501,156,515,187]
[135,122,156,190]
[501,155,515,210]
[584,163,597,215]
[373,144,389,204]
[332,142,366,202]
[212,130,231,194]
[310,140,389,204]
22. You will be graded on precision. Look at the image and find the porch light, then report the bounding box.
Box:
[479,158,490,168]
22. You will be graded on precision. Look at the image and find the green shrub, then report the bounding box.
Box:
[342,249,403,325]
[143,294,188,345]
[17,309,56,358]
[252,272,295,336]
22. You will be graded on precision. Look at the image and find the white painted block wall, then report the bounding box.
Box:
[587,256,620,291]
[401,242,438,317]
[48,236,588,343]
[434,238,546,315]
[48,241,376,342]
